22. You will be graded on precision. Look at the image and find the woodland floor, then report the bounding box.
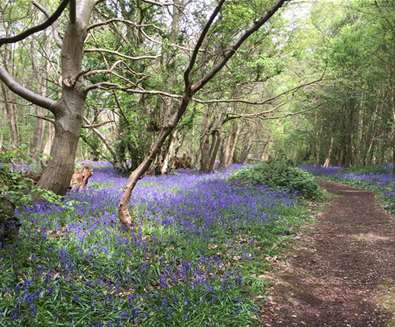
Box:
[261,180,395,327]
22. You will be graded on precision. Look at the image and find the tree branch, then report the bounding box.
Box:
[83,117,117,159]
[140,0,177,7]
[223,102,287,124]
[85,75,322,107]
[84,48,160,61]
[32,1,63,48]
[191,0,288,93]
[69,0,76,23]
[87,18,162,32]
[82,120,115,128]
[260,104,322,121]
[0,67,58,112]
[0,0,70,47]
[29,114,55,124]
[184,0,226,91]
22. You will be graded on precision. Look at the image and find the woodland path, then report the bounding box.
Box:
[261,180,395,327]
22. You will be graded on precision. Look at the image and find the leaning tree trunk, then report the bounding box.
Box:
[118,0,288,227]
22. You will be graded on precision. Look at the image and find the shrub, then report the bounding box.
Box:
[0,150,61,207]
[229,160,322,200]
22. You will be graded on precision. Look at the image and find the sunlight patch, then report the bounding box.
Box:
[376,281,395,327]
[352,232,391,242]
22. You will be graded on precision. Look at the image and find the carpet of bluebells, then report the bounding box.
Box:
[0,162,310,326]
[302,164,395,212]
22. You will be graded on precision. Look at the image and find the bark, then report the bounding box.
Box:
[199,132,211,172]
[31,111,46,156]
[38,114,81,194]
[199,109,211,171]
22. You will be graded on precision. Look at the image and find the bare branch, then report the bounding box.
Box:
[85,75,322,107]
[83,117,117,159]
[140,28,204,54]
[0,0,69,47]
[0,67,58,112]
[223,102,287,124]
[196,76,324,106]
[192,0,288,93]
[84,48,160,61]
[184,0,226,90]
[29,114,55,124]
[140,0,177,7]
[32,1,63,47]
[87,18,162,32]
[82,120,115,128]
[260,104,323,121]
[84,60,122,77]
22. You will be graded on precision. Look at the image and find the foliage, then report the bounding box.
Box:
[230,160,323,200]
[276,0,395,166]
[0,150,61,208]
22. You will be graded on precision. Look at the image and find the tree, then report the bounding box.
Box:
[0,0,96,194]
[118,0,289,227]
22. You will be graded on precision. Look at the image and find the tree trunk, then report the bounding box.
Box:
[238,137,253,163]
[37,1,95,194]
[207,130,221,171]
[393,113,395,174]
[161,129,183,174]
[43,123,55,158]
[224,122,240,166]
[199,132,211,172]
[38,112,81,194]
[1,84,20,148]
[30,40,49,157]
[323,137,334,168]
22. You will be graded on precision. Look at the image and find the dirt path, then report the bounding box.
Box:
[261,180,395,327]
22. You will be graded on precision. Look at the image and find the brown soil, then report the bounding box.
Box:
[261,180,395,327]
